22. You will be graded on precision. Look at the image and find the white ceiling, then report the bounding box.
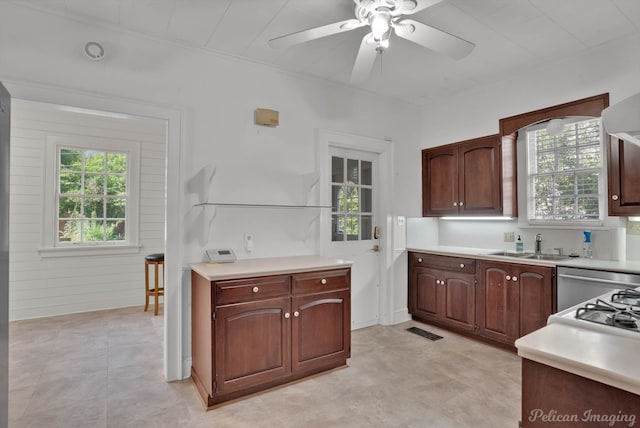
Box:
[14,0,640,105]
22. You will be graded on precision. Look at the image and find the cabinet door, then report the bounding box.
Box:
[422,146,458,216]
[458,137,502,215]
[517,265,554,337]
[411,266,439,322]
[608,137,640,215]
[291,289,350,374]
[477,262,519,344]
[440,272,476,331]
[214,297,291,395]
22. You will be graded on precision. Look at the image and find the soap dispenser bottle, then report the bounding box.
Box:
[515,235,524,253]
[582,230,593,259]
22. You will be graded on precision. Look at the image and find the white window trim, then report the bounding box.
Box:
[40,134,141,257]
[517,118,610,230]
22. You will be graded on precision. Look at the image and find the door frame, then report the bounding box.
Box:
[316,129,395,326]
[3,79,185,381]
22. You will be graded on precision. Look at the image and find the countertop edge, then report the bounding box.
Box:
[515,324,640,395]
[190,255,353,281]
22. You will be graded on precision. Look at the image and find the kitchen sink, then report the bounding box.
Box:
[489,251,571,261]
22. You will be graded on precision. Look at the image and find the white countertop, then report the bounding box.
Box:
[515,323,640,395]
[191,255,352,281]
[407,245,640,273]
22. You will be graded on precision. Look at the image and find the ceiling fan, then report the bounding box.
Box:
[268,0,475,84]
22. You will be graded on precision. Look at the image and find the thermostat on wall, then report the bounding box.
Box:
[205,248,237,263]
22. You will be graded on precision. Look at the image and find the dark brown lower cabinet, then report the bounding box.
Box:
[191,268,351,408]
[477,261,554,346]
[408,252,555,348]
[409,253,476,332]
[521,359,640,427]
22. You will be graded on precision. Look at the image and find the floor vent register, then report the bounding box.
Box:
[406,327,443,341]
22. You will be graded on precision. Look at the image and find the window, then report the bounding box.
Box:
[526,118,604,224]
[57,147,128,244]
[331,156,373,241]
[42,135,140,255]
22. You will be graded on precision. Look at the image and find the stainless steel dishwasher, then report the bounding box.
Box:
[556,266,640,311]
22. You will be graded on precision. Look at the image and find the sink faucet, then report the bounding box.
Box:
[535,233,542,255]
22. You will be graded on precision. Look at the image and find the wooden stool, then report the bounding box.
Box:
[144,253,164,315]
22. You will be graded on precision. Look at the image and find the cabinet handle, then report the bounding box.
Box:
[506,275,511,281]
[321,278,327,285]
[294,311,299,317]
[459,201,464,206]
[459,263,465,268]
[512,276,518,282]
[436,280,440,285]
[453,202,458,207]
[252,286,259,293]
[418,258,423,263]
[284,312,290,319]
[612,194,619,201]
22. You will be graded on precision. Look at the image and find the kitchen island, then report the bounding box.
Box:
[191,255,352,408]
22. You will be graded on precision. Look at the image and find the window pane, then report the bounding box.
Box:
[578,146,601,168]
[332,185,343,212]
[106,220,125,241]
[346,187,359,212]
[577,172,598,195]
[556,149,577,171]
[60,149,82,172]
[84,198,104,218]
[556,197,576,219]
[347,159,359,184]
[59,197,81,218]
[84,174,104,195]
[536,152,555,173]
[361,215,372,240]
[332,215,344,241]
[84,151,105,172]
[59,173,82,194]
[331,157,343,183]
[555,174,575,196]
[107,175,126,195]
[58,220,81,242]
[578,197,599,218]
[107,153,127,173]
[534,197,553,218]
[83,220,105,241]
[106,198,126,218]
[533,176,553,197]
[346,215,358,241]
[361,161,372,185]
[361,188,372,213]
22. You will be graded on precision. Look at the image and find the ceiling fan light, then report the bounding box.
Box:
[370,12,391,40]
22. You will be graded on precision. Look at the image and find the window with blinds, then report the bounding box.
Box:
[526,118,604,223]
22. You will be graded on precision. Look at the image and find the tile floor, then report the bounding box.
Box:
[8,306,522,427]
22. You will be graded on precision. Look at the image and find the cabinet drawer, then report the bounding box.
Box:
[410,252,475,274]
[292,269,350,295]
[215,275,290,305]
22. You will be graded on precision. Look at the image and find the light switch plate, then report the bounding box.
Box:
[504,232,515,242]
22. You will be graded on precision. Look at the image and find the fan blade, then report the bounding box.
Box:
[396,0,443,15]
[350,34,378,84]
[394,19,474,59]
[268,19,366,49]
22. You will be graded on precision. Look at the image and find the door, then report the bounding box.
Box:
[477,261,519,344]
[412,266,439,321]
[422,146,458,216]
[0,82,9,427]
[327,147,380,329]
[518,266,553,337]
[441,272,475,331]
[458,137,502,215]
[214,297,291,395]
[608,137,640,215]
[291,289,350,373]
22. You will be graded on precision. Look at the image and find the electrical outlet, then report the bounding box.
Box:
[628,222,640,236]
[504,232,515,242]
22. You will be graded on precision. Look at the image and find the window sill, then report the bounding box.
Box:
[38,244,142,258]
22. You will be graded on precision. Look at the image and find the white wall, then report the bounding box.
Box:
[415,32,640,260]
[0,2,421,377]
[9,100,166,319]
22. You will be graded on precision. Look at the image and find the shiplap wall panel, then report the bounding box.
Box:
[9,99,166,320]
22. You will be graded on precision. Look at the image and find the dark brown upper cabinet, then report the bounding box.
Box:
[422,134,516,217]
[608,137,640,216]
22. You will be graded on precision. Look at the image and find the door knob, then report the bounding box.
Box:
[294,311,299,317]
[506,275,511,280]
[321,278,327,285]
[284,313,290,319]
[612,194,619,201]
[372,244,380,252]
